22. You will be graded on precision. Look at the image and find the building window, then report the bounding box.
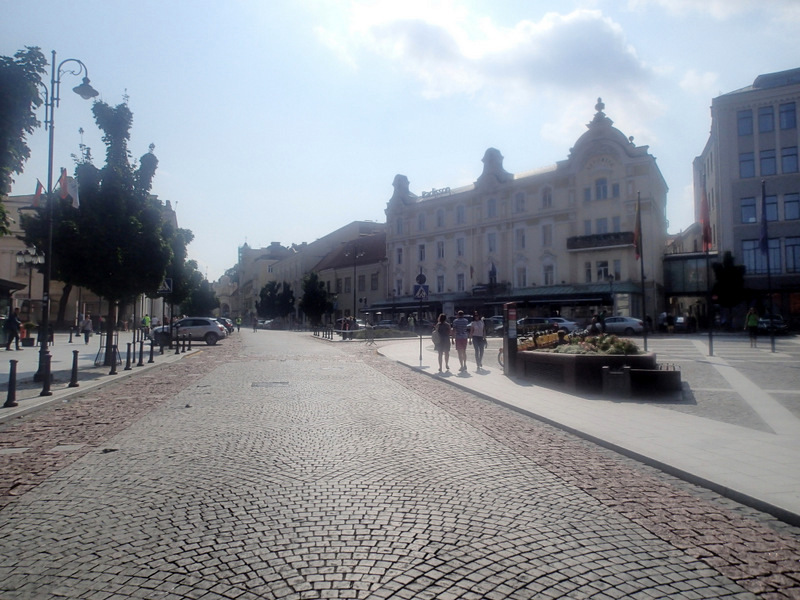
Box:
[595,218,608,234]
[765,195,778,222]
[738,109,753,136]
[395,279,403,296]
[514,192,526,213]
[743,239,781,274]
[596,260,609,280]
[542,188,552,208]
[456,273,465,292]
[395,220,403,235]
[612,216,621,233]
[456,205,465,224]
[487,232,496,254]
[760,149,777,176]
[584,187,591,202]
[780,102,797,130]
[514,228,526,250]
[584,262,592,283]
[612,183,620,198]
[584,220,591,235]
[739,153,755,178]
[787,237,800,273]
[543,264,554,286]
[782,147,798,173]
[516,267,527,288]
[613,259,621,280]
[418,244,426,262]
[759,106,774,133]
[741,197,757,223]
[418,213,425,231]
[436,274,444,293]
[396,247,403,265]
[595,178,608,200]
[436,240,445,259]
[542,224,552,247]
[344,277,352,294]
[371,272,379,291]
[357,274,365,292]
[436,209,445,227]
[785,193,799,220]
[487,198,497,218]
[336,279,342,294]
[456,237,465,256]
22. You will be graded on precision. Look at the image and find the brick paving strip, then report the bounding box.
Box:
[0,336,798,599]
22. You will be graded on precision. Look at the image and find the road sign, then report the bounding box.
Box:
[413,284,429,300]
[157,278,173,294]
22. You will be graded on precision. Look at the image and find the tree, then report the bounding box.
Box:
[298,272,331,326]
[0,47,47,236]
[277,282,295,321]
[258,281,297,323]
[180,272,219,316]
[712,251,746,329]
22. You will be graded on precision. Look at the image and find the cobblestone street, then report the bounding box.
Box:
[1,332,799,599]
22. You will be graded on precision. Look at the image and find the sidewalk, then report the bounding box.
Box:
[378,336,800,526]
[0,332,188,421]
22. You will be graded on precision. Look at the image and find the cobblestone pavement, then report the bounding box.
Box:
[0,332,798,599]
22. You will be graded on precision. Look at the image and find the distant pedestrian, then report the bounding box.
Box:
[252,314,259,332]
[433,313,451,373]
[452,310,470,372]
[745,308,759,348]
[80,313,93,344]
[469,311,486,370]
[4,307,22,351]
[235,316,241,332]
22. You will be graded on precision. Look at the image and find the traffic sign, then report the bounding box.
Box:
[413,284,429,300]
[158,278,173,294]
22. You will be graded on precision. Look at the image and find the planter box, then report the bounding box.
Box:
[21,337,35,347]
[515,350,657,392]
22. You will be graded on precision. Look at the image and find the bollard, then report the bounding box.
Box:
[137,340,145,366]
[159,339,164,355]
[148,340,155,363]
[125,343,132,370]
[175,336,180,355]
[3,360,18,408]
[40,353,53,397]
[188,335,192,351]
[109,345,118,375]
[181,335,186,353]
[68,327,73,343]
[69,350,79,387]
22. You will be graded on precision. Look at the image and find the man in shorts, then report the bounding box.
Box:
[452,310,470,372]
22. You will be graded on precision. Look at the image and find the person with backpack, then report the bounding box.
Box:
[432,313,451,373]
[4,307,22,351]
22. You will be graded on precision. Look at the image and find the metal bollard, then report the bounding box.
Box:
[148,340,155,363]
[175,336,180,355]
[125,343,132,370]
[40,353,53,397]
[181,335,186,353]
[188,335,192,351]
[68,327,73,343]
[109,345,118,375]
[3,360,18,408]
[137,340,145,366]
[69,350,79,387]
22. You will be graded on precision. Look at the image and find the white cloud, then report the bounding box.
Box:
[627,0,800,21]
[679,69,719,96]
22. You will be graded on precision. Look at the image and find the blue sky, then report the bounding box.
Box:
[3,0,799,281]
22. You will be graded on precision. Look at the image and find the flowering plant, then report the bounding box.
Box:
[542,333,640,355]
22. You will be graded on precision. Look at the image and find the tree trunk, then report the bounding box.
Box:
[56,283,73,329]
[103,302,118,367]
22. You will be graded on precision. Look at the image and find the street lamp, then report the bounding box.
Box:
[34,50,98,393]
[16,247,45,321]
[345,245,365,318]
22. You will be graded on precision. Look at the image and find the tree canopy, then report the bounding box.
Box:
[257,281,295,320]
[298,272,331,326]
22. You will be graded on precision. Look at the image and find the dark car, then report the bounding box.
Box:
[757,315,790,335]
[215,317,234,333]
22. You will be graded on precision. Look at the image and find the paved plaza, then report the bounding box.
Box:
[0,331,799,599]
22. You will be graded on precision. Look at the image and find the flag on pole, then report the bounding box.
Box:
[67,178,80,208]
[58,168,69,199]
[700,179,712,252]
[759,180,769,255]
[33,179,43,207]
[633,194,642,260]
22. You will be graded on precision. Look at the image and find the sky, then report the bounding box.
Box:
[3,0,799,281]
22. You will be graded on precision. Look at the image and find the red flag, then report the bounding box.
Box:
[33,179,43,207]
[700,182,712,252]
[633,195,642,261]
[58,168,69,199]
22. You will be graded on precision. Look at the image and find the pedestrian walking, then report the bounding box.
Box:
[468,310,486,370]
[235,316,241,332]
[252,314,259,332]
[4,307,22,351]
[80,313,93,344]
[433,313,451,373]
[452,310,470,372]
[745,307,759,348]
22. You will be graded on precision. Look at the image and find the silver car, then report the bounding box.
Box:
[152,317,228,346]
[602,316,644,335]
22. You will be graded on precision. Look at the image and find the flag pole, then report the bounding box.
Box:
[635,192,648,351]
[761,180,775,353]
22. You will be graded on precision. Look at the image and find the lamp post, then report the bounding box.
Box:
[34,51,98,392]
[345,245,365,318]
[16,247,45,321]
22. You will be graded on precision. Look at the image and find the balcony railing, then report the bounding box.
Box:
[567,231,634,251]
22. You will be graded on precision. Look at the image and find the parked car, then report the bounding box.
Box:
[548,317,579,333]
[757,314,790,335]
[487,315,504,336]
[517,317,557,334]
[215,317,234,333]
[152,317,228,346]
[602,316,644,335]
[374,319,398,329]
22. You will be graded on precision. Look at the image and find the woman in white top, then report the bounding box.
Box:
[469,311,486,370]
